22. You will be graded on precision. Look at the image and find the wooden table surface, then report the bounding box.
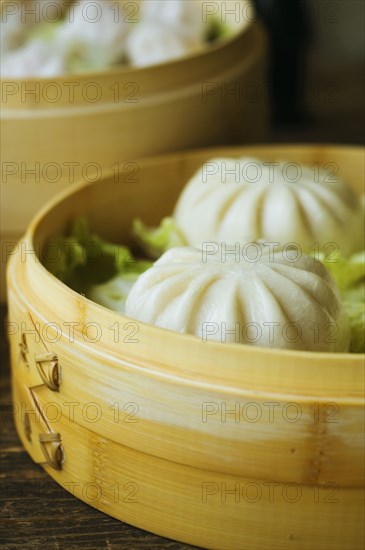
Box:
[0,306,197,550]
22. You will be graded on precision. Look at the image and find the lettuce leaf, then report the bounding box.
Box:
[28,21,63,43]
[132,217,186,259]
[318,250,365,292]
[342,284,365,353]
[43,218,152,299]
[315,250,365,353]
[88,272,140,314]
[206,18,231,42]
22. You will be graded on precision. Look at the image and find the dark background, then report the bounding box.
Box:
[258,0,364,144]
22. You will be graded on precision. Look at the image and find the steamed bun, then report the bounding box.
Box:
[0,38,66,77]
[0,0,70,54]
[56,0,132,72]
[173,158,364,256]
[126,1,206,67]
[0,0,30,53]
[126,21,200,68]
[125,245,350,352]
[140,0,207,43]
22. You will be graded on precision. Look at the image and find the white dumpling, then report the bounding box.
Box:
[125,246,350,352]
[0,0,34,53]
[173,158,364,256]
[140,0,206,43]
[0,38,66,78]
[126,21,200,68]
[0,0,98,77]
[0,2,26,53]
[0,0,209,76]
[56,0,133,72]
[0,0,70,54]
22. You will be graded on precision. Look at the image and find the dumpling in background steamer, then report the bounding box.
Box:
[125,245,350,352]
[140,0,207,43]
[0,0,31,53]
[126,21,201,68]
[0,0,72,77]
[173,158,364,256]
[0,38,66,77]
[126,0,209,67]
[0,0,220,75]
[55,0,135,72]
[0,0,68,54]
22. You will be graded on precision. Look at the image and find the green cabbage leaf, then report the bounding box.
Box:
[43,218,152,310]
[132,217,186,259]
[316,250,365,352]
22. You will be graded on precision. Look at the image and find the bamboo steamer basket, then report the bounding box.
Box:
[0,2,268,301]
[7,145,364,550]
